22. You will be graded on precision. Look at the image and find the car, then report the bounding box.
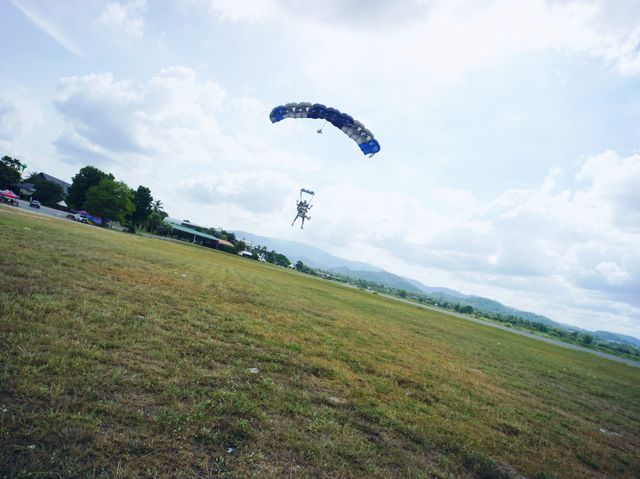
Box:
[74,214,88,223]
[29,199,41,209]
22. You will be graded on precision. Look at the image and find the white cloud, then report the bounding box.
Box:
[202,0,640,98]
[199,0,278,23]
[595,262,631,286]
[432,187,476,212]
[575,151,640,232]
[98,0,147,39]
[54,73,146,155]
[53,66,321,173]
[0,96,44,141]
[180,170,297,213]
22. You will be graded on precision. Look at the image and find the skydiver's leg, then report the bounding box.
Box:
[292,215,299,227]
[300,217,305,229]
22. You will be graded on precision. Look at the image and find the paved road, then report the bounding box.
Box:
[8,199,74,221]
[377,293,640,368]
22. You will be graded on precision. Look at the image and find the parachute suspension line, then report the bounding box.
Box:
[317,120,326,134]
[299,189,315,204]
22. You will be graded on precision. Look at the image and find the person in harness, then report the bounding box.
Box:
[292,199,312,229]
[292,188,315,229]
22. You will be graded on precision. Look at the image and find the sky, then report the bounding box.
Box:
[2,0,640,337]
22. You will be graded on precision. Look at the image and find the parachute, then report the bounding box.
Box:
[269,102,381,157]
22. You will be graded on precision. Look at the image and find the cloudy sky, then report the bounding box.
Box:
[2,0,640,337]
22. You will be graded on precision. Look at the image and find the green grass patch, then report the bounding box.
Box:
[1,207,639,478]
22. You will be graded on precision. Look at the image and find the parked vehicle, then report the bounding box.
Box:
[2,197,19,206]
[29,199,41,209]
[67,213,88,223]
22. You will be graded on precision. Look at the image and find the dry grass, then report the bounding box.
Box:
[1,206,639,478]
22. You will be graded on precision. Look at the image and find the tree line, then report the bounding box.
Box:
[1,156,169,233]
[2,155,67,206]
[3,155,299,266]
[66,165,168,232]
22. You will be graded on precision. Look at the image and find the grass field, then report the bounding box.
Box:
[1,206,639,478]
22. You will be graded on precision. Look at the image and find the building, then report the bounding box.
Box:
[14,182,36,198]
[32,172,71,195]
[166,222,221,248]
[14,172,71,199]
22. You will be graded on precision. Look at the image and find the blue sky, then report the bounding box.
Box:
[2,0,640,336]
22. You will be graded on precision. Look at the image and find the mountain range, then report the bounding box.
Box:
[235,231,383,272]
[234,230,640,347]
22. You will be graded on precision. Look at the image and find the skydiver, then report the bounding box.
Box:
[292,199,312,229]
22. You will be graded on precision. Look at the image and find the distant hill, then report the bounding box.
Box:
[418,290,567,329]
[233,231,382,272]
[327,267,424,293]
[234,231,640,347]
[403,278,469,299]
[594,331,640,348]
[332,269,568,329]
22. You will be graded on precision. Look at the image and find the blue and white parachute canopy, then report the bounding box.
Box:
[300,188,315,196]
[269,102,381,157]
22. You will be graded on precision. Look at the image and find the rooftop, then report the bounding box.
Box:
[167,223,220,241]
[37,172,71,193]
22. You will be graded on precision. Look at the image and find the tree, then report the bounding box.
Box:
[67,166,114,210]
[83,179,134,224]
[144,199,171,234]
[295,260,304,271]
[271,253,291,267]
[31,180,64,206]
[145,211,172,235]
[130,185,153,227]
[0,156,26,189]
[579,333,595,345]
[152,200,164,213]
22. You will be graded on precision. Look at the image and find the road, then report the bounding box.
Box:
[8,199,74,221]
